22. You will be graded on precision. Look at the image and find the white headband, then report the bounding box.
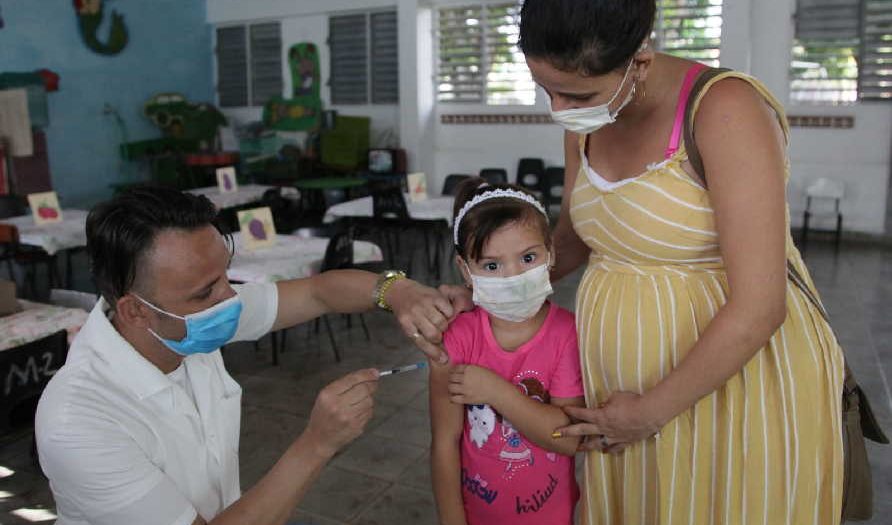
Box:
[453,188,549,246]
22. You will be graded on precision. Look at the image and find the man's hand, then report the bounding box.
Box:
[303,369,379,458]
[386,280,473,364]
[447,365,510,406]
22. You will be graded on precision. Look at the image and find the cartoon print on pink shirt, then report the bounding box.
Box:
[468,404,497,448]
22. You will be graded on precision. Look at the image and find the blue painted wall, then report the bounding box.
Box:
[0,0,213,207]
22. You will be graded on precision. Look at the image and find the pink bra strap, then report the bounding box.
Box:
[665,63,708,159]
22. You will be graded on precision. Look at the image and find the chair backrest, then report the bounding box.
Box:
[49,289,98,312]
[0,330,68,434]
[0,224,19,245]
[442,174,473,196]
[479,168,508,185]
[805,178,845,200]
[321,227,355,272]
[370,182,410,221]
[0,195,26,220]
[543,166,565,204]
[516,158,545,192]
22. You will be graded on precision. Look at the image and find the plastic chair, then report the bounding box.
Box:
[516,158,546,199]
[543,166,565,214]
[49,288,98,311]
[0,195,26,219]
[442,174,473,196]
[0,224,59,300]
[801,177,844,251]
[479,168,508,185]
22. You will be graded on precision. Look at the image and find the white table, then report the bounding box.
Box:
[0,209,88,255]
[0,300,89,351]
[323,195,455,225]
[188,184,290,210]
[227,232,383,283]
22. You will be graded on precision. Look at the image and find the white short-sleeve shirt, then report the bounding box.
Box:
[35,283,278,525]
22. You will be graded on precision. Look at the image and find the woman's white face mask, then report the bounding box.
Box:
[547,58,637,135]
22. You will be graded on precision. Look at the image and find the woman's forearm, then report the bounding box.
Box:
[645,299,785,427]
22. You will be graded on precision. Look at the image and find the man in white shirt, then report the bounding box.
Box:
[35,186,461,525]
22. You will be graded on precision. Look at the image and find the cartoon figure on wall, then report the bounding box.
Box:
[290,43,320,99]
[73,0,128,55]
[263,42,322,131]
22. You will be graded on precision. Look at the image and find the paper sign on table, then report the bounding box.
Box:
[216,166,238,194]
[27,191,63,225]
[237,207,276,250]
[407,172,428,203]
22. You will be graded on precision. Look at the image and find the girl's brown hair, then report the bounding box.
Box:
[452,178,551,261]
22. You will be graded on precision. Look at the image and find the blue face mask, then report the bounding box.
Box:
[135,294,243,356]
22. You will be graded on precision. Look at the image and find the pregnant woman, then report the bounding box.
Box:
[415,1,846,523]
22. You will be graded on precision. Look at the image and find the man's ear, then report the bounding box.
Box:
[455,255,472,288]
[115,294,153,329]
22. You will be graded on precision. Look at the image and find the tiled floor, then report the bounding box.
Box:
[0,238,890,524]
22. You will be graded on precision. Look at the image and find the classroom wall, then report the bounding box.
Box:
[208,0,892,234]
[209,1,402,146]
[0,0,214,208]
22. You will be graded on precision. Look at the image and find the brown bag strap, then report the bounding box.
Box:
[682,67,732,184]
[681,66,889,445]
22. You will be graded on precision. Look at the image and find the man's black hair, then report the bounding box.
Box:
[86,186,227,306]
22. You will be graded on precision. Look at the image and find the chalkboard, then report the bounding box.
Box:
[0,330,68,434]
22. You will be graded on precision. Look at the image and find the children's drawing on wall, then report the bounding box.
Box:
[263,43,322,131]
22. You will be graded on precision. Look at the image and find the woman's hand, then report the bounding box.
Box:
[554,392,665,453]
[385,280,473,364]
[447,365,511,406]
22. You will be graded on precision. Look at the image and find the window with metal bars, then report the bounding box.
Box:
[329,11,399,105]
[436,2,536,105]
[216,22,283,108]
[791,0,892,104]
[652,0,724,67]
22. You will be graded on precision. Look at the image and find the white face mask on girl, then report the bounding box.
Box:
[465,256,554,323]
[547,58,637,135]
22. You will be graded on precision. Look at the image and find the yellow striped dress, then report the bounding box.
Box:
[570,71,845,525]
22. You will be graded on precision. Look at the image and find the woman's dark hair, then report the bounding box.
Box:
[519,0,655,75]
[86,186,227,306]
[453,178,551,261]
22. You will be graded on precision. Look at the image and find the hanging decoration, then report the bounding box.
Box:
[73,0,128,55]
[263,43,322,131]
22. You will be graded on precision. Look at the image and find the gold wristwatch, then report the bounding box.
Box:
[373,270,407,311]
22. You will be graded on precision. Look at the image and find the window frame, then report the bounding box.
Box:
[434,1,539,109]
[329,9,400,107]
[214,21,284,109]
[790,0,892,105]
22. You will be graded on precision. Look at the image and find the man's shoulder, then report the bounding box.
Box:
[36,347,118,436]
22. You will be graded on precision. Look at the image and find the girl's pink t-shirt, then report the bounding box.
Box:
[442,302,584,525]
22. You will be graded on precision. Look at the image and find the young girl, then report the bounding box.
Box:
[429,180,585,525]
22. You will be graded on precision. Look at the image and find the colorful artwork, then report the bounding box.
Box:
[262,43,322,131]
[290,42,320,99]
[407,172,428,203]
[216,166,237,194]
[143,93,227,150]
[237,207,276,250]
[73,0,128,56]
[27,191,63,225]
